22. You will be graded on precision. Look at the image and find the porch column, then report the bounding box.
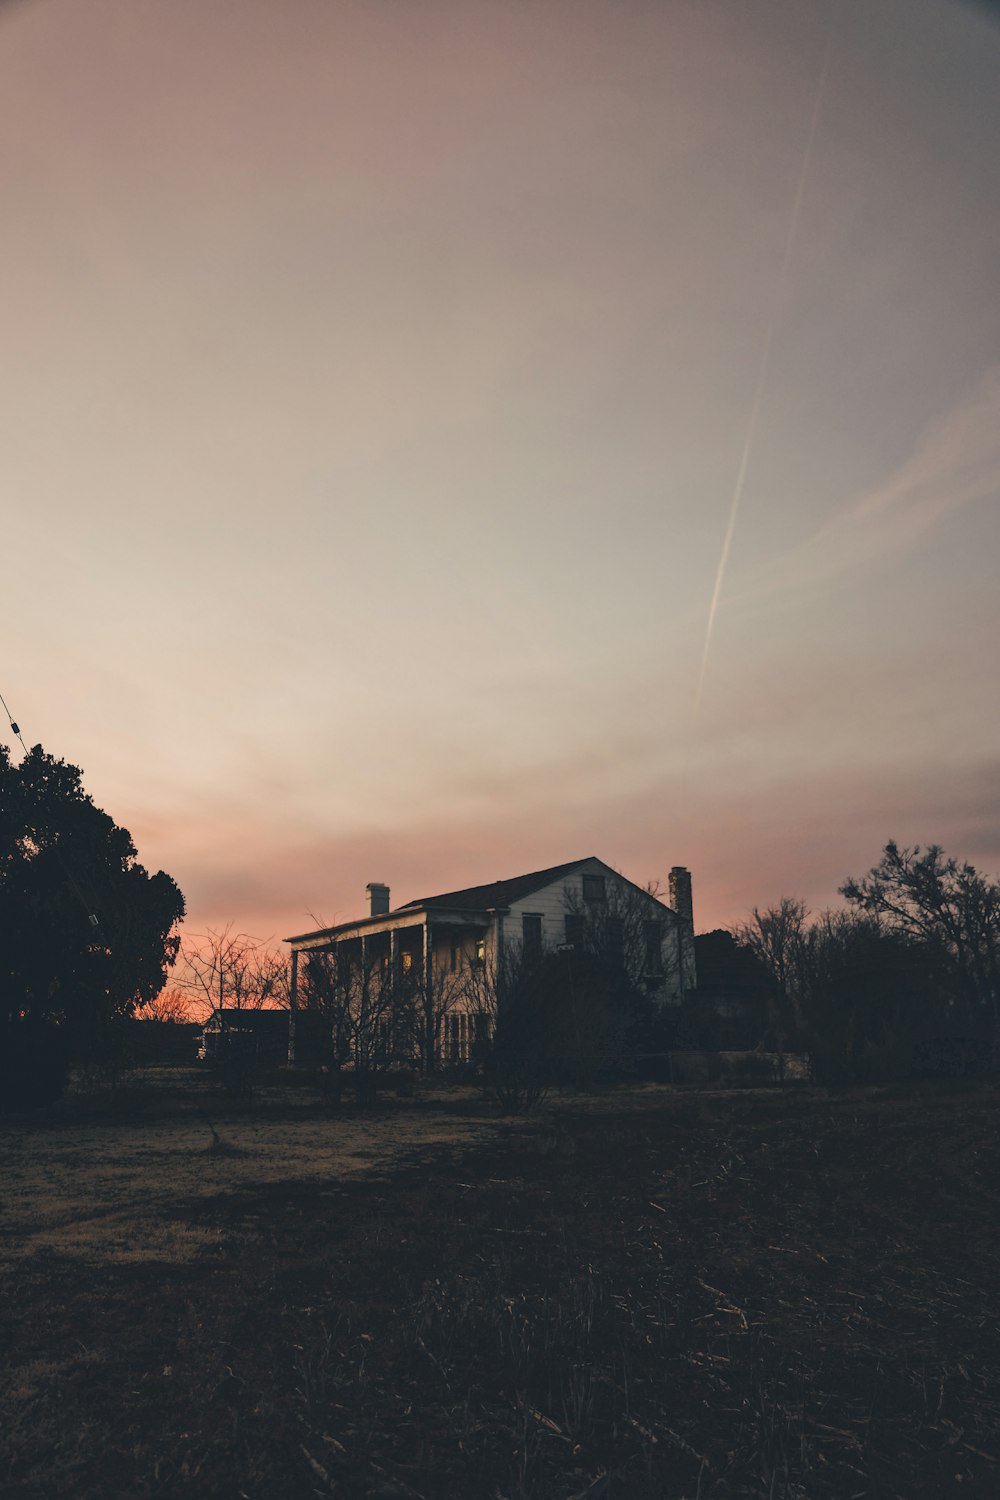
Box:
[360,935,369,1070]
[287,948,299,1066]
[388,929,399,1064]
[423,920,435,1073]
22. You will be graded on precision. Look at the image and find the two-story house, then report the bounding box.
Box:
[285,856,695,1067]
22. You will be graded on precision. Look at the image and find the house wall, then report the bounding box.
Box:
[430,926,489,977]
[502,858,693,1005]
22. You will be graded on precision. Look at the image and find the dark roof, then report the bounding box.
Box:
[397,857,596,913]
[204,1008,289,1031]
[285,856,674,946]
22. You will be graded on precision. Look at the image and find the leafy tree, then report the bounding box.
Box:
[0,744,185,1107]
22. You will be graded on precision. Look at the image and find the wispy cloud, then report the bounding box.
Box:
[174,748,1000,942]
[734,369,1000,611]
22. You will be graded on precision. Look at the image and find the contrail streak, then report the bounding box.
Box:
[693,28,833,724]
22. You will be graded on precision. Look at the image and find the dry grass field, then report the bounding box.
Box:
[1,1071,999,1499]
[0,1071,520,1272]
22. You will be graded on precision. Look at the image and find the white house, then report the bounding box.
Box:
[285,857,695,1067]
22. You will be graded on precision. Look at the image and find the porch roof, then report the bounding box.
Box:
[285,903,495,949]
[285,857,598,949]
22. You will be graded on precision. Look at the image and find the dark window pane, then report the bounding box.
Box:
[522,913,543,957]
[582,874,606,903]
[565,913,586,946]
[644,920,664,974]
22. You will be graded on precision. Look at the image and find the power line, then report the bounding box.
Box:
[1,688,101,930]
[0,688,29,756]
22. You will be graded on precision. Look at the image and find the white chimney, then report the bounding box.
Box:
[366,882,390,917]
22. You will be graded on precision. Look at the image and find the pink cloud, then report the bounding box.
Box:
[146,747,1000,949]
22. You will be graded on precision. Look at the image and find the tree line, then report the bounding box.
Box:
[3,744,999,1108]
[729,842,1000,1081]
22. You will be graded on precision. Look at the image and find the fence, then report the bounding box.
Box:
[659,1050,811,1086]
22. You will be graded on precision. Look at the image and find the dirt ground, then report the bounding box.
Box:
[1,1072,998,1498]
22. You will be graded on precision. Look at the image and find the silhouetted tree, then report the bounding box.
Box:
[841,842,1000,1026]
[802,909,935,1082]
[0,744,185,1108]
[730,898,810,1045]
[729,843,1000,1083]
[480,895,660,1109]
[690,930,773,1049]
[300,941,418,1105]
[562,876,681,1002]
[138,988,191,1023]
[411,943,468,1077]
[178,926,289,1018]
[177,928,290,1098]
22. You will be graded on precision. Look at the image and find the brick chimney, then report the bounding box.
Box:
[366,882,390,917]
[668,866,693,927]
[668,866,696,1000]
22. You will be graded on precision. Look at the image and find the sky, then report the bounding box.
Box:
[3,0,1000,944]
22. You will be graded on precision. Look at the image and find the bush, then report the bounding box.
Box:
[486,949,649,1110]
[0,1018,72,1110]
[912,1035,991,1079]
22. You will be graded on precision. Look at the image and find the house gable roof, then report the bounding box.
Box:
[285,856,675,946]
[398,857,599,913]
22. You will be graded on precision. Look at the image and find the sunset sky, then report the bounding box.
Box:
[3,0,999,944]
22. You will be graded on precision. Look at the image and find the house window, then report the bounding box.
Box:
[401,950,413,973]
[606,916,625,962]
[475,937,486,967]
[450,940,461,972]
[522,913,543,959]
[447,1012,470,1063]
[564,913,586,947]
[644,920,664,975]
[582,874,606,904]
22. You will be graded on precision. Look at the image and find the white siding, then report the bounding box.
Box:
[504,858,691,1005]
